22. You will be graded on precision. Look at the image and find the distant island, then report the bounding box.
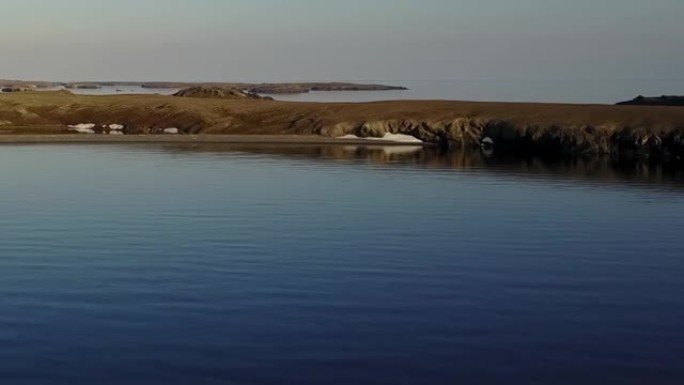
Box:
[617,95,684,107]
[0,79,408,95]
[0,80,54,89]
[64,84,103,90]
[143,82,408,94]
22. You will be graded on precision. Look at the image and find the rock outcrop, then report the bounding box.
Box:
[317,119,684,157]
[617,95,684,107]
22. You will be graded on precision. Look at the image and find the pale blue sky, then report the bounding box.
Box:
[2,0,682,81]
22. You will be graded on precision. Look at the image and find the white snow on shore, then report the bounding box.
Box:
[338,133,423,143]
[109,124,124,130]
[68,123,96,134]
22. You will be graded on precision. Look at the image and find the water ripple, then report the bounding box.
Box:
[0,145,683,384]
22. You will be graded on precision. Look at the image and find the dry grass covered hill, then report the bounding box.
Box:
[1,90,684,155]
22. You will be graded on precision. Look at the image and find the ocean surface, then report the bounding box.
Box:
[61,79,684,104]
[1,144,683,385]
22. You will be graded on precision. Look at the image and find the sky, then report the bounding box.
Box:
[1,0,683,82]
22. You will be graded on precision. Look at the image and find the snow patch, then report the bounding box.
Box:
[163,128,179,134]
[338,133,423,143]
[68,123,96,134]
[109,124,124,130]
[379,133,423,143]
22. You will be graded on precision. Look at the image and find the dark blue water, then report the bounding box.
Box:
[1,144,683,385]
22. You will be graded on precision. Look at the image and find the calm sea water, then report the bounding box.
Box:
[61,79,684,104]
[1,144,683,385]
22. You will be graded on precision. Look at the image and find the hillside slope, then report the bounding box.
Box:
[1,91,684,155]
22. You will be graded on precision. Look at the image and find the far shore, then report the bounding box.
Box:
[0,80,408,95]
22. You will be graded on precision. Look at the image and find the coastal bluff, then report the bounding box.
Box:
[1,90,684,157]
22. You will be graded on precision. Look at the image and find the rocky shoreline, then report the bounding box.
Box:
[1,90,684,158]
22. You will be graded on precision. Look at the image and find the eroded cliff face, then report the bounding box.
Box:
[317,119,684,157]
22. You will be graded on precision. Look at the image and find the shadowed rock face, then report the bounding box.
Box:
[617,95,684,107]
[319,119,684,157]
[173,86,273,100]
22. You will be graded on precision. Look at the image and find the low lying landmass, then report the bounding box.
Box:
[65,84,103,90]
[0,79,55,89]
[172,86,273,100]
[139,82,406,94]
[0,79,408,95]
[1,87,684,157]
[617,95,684,107]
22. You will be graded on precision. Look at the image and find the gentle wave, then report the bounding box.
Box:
[0,144,683,384]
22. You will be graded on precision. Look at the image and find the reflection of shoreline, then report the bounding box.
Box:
[160,143,684,190]
[339,144,424,156]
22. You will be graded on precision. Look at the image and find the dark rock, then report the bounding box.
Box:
[617,95,684,107]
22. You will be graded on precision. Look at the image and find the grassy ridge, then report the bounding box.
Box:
[1,91,684,155]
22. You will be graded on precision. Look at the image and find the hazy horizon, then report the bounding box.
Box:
[3,0,683,82]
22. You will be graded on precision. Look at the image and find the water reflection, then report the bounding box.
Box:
[160,143,684,190]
